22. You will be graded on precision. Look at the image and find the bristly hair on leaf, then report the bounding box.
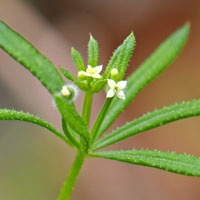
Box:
[97,23,190,138]
[88,33,99,68]
[103,32,136,80]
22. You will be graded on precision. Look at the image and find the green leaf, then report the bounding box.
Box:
[0,21,64,95]
[91,149,200,177]
[59,66,76,82]
[75,80,89,92]
[103,32,136,80]
[88,34,99,67]
[62,118,80,149]
[91,79,107,93]
[98,23,190,138]
[93,100,200,150]
[54,95,90,147]
[71,47,86,71]
[0,109,72,146]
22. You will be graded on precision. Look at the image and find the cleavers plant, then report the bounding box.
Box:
[0,21,200,200]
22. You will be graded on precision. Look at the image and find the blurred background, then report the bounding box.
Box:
[0,0,200,199]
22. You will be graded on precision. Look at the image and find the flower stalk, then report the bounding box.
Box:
[82,92,93,126]
[91,98,113,144]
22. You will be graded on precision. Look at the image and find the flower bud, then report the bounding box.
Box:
[61,85,70,97]
[111,68,119,81]
[78,71,86,80]
[61,84,79,101]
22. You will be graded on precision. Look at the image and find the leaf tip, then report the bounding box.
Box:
[71,47,75,53]
[89,33,94,40]
[179,22,190,37]
[184,21,191,29]
[89,32,92,37]
[59,65,63,71]
[129,31,136,40]
[89,33,98,43]
[130,31,135,36]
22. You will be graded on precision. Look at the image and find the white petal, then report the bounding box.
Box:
[106,89,116,98]
[92,74,102,79]
[86,65,93,73]
[61,86,70,97]
[116,90,125,100]
[94,65,103,73]
[81,71,92,77]
[117,80,127,90]
[78,71,91,79]
[107,79,116,89]
[87,65,92,69]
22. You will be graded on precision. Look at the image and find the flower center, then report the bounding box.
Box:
[87,67,97,74]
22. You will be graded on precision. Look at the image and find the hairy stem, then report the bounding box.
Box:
[57,151,86,200]
[82,92,93,126]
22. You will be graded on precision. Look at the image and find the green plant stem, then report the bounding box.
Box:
[57,151,86,200]
[91,98,113,144]
[82,92,93,126]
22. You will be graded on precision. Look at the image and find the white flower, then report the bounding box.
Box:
[61,84,79,101]
[106,79,127,100]
[61,85,70,97]
[78,65,103,79]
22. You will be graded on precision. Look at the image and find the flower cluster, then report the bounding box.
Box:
[61,65,127,100]
[70,64,127,100]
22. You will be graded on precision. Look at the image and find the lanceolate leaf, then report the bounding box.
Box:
[54,95,90,143]
[98,23,190,138]
[88,34,99,67]
[59,67,76,82]
[93,100,200,150]
[0,109,72,146]
[71,47,86,71]
[103,32,136,80]
[0,21,64,95]
[62,118,80,149]
[91,149,200,177]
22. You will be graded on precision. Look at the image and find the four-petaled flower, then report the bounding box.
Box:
[106,79,127,100]
[78,65,103,79]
